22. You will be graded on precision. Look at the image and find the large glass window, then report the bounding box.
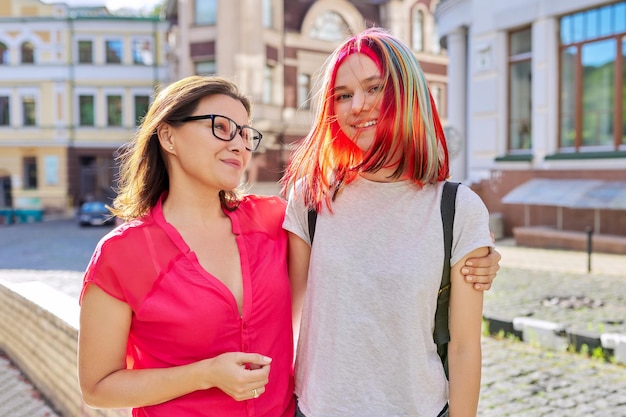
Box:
[78,40,93,64]
[560,2,626,151]
[0,96,9,126]
[106,40,123,64]
[23,157,37,189]
[21,42,34,64]
[0,42,8,64]
[79,95,95,126]
[134,95,150,126]
[107,95,122,126]
[508,28,532,152]
[22,96,36,126]
[195,0,217,25]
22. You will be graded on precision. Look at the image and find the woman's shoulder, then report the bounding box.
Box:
[241,193,287,212]
[236,194,288,235]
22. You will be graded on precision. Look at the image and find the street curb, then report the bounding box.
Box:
[483,315,626,364]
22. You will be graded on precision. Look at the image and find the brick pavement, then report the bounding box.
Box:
[1,221,626,416]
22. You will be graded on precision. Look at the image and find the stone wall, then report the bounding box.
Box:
[0,281,130,417]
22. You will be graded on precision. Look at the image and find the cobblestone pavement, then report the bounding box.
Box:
[1,220,626,416]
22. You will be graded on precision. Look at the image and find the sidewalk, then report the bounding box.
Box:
[486,239,626,346]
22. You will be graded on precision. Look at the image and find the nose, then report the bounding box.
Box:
[228,129,246,152]
[350,91,368,115]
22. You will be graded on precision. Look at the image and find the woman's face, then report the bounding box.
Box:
[165,94,253,192]
[333,53,383,152]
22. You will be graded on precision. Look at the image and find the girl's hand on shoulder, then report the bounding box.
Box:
[462,245,501,291]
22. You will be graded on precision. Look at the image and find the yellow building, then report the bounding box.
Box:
[0,0,168,219]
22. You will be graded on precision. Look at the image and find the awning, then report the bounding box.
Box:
[502,179,626,210]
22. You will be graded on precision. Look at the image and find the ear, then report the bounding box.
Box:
[156,124,176,153]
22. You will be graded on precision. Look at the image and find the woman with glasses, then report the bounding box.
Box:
[282,28,494,417]
[78,75,295,417]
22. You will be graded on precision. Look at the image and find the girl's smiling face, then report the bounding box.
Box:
[333,53,383,152]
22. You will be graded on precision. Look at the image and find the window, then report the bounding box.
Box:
[79,95,95,126]
[431,84,444,116]
[23,157,37,189]
[21,41,34,64]
[0,42,8,64]
[106,40,123,64]
[133,39,153,65]
[262,0,273,29]
[559,2,626,150]
[194,60,215,75]
[22,96,36,126]
[263,65,274,104]
[195,0,217,25]
[309,11,350,42]
[297,73,311,109]
[78,40,93,64]
[107,95,122,126]
[134,95,150,126]
[0,96,9,126]
[412,9,424,52]
[508,28,532,152]
[431,21,441,54]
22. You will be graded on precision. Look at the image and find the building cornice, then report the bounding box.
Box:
[435,0,471,37]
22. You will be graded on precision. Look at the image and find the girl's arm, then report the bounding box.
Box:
[447,246,489,417]
[287,231,310,343]
[78,284,271,409]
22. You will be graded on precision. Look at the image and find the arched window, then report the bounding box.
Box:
[0,42,8,64]
[309,11,350,42]
[412,9,424,52]
[21,41,34,64]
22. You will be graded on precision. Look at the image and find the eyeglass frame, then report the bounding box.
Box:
[179,114,263,151]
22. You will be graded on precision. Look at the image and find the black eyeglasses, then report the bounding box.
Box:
[180,114,263,151]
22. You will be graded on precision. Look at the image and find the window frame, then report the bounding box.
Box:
[105,39,123,64]
[558,1,626,152]
[507,27,533,154]
[77,39,94,64]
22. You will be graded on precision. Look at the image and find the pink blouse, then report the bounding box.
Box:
[81,194,295,417]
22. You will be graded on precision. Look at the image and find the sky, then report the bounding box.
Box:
[42,0,163,11]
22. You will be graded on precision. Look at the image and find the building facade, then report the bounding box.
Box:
[436,0,626,237]
[0,0,168,216]
[165,0,448,195]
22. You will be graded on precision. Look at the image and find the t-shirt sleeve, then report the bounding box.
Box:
[283,180,311,246]
[450,184,494,267]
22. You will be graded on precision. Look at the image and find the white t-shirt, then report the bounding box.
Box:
[283,177,493,417]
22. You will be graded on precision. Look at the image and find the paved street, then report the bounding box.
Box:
[1,219,626,416]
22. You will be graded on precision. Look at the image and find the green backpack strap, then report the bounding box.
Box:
[435,181,459,380]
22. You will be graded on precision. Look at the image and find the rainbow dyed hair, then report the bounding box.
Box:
[281,27,449,212]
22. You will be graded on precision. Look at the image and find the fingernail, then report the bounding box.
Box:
[461,268,469,274]
[466,261,474,266]
[262,356,272,363]
[466,275,475,282]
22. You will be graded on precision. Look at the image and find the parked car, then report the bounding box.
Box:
[77,201,115,227]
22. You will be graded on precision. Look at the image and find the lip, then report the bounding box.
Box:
[221,158,242,169]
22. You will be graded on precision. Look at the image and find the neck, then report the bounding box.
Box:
[162,186,225,227]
